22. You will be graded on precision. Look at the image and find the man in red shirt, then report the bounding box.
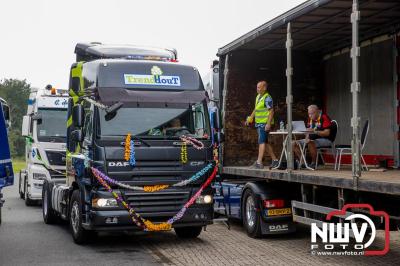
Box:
[293,105,336,169]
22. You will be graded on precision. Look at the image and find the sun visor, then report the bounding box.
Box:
[97,88,207,105]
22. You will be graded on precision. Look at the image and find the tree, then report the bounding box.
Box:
[0,79,31,158]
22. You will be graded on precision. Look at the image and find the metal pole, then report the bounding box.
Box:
[286,23,294,171]
[351,0,361,189]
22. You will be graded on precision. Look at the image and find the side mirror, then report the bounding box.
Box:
[72,104,84,128]
[105,102,123,121]
[31,113,43,125]
[2,105,10,123]
[21,115,31,137]
[71,129,83,143]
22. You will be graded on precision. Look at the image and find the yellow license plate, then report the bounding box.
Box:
[267,208,292,216]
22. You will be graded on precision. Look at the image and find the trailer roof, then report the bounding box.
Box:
[218,0,400,55]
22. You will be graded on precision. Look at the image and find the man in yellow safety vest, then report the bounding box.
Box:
[245,81,278,169]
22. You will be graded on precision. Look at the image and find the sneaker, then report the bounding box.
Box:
[250,161,264,169]
[270,160,279,169]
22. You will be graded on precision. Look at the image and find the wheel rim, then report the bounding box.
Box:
[71,201,80,234]
[43,189,48,217]
[245,195,256,228]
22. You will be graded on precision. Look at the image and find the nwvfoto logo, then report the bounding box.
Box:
[310,204,390,256]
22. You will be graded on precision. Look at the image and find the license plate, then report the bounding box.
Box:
[267,208,292,216]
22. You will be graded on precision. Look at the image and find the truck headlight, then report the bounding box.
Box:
[92,198,118,208]
[196,195,213,204]
[33,173,47,180]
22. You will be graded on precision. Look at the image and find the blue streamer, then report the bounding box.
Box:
[129,140,136,167]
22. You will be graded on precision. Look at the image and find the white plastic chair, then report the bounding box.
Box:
[335,119,369,171]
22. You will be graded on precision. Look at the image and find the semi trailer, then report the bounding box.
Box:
[42,43,216,244]
[20,85,68,205]
[210,0,400,243]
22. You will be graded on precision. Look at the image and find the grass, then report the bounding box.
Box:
[11,157,26,174]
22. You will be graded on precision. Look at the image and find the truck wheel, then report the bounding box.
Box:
[42,181,59,224]
[69,190,95,244]
[174,226,202,239]
[24,178,35,206]
[19,172,24,199]
[242,189,262,238]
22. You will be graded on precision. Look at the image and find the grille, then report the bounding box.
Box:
[48,169,66,179]
[123,190,190,217]
[46,150,66,166]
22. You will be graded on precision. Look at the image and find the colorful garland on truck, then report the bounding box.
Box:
[91,165,218,231]
[124,133,136,167]
[91,163,214,192]
[180,141,188,164]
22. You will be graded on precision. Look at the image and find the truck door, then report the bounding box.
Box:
[0,102,14,189]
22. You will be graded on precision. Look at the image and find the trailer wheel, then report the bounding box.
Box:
[42,181,58,224]
[69,190,95,244]
[174,226,202,239]
[24,178,35,206]
[242,189,262,238]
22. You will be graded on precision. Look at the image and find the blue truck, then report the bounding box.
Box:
[0,98,14,225]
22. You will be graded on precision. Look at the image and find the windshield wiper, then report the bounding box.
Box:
[132,136,151,147]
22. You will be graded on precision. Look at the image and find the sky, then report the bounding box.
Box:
[0,0,305,89]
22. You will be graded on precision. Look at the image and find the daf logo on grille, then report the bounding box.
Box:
[108,161,130,167]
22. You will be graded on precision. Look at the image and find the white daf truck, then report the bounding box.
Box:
[20,85,68,205]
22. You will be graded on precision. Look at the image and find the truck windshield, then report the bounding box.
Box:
[99,104,210,138]
[37,108,67,142]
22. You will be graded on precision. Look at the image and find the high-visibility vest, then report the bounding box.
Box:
[255,93,273,124]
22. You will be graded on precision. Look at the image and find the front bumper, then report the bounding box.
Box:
[82,205,213,231]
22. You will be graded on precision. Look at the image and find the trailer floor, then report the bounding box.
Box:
[223,166,400,195]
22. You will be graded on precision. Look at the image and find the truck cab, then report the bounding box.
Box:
[0,98,13,224]
[44,43,216,244]
[20,86,68,205]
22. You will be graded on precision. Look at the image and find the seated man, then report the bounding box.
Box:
[293,105,335,169]
[163,118,190,137]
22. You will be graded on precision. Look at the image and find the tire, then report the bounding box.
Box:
[19,172,24,199]
[242,189,262,238]
[174,226,202,239]
[42,181,59,224]
[69,190,95,244]
[24,178,35,206]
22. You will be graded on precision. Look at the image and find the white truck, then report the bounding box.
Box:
[20,85,68,205]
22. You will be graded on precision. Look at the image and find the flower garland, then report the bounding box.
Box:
[180,141,188,164]
[143,185,169,192]
[124,133,136,167]
[91,165,218,231]
[90,163,214,192]
[180,135,205,150]
[129,139,136,167]
[124,134,131,161]
[308,112,322,129]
